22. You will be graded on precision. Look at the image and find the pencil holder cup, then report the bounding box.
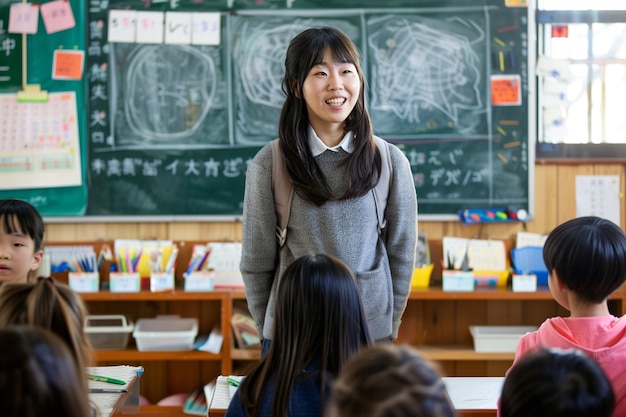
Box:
[69,272,100,293]
[411,264,434,289]
[184,271,214,292]
[150,272,175,292]
[109,272,141,292]
[442,270,475,292]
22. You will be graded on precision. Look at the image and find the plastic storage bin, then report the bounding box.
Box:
[133,316,198,351]
[469,325,536,352]
[85,315,134,350]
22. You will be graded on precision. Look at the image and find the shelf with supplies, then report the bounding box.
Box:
[399,284,626,376]
[50,238,626,408]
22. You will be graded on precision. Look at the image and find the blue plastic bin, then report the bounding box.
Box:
[511,246,549,286]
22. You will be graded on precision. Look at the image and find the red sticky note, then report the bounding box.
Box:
[40,0,76,34]
[491,75,522,106]
[52,50,84,80]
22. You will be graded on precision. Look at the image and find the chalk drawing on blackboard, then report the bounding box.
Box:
[110,43,228,148]
[366,13,488,137]
[231,16,360,145]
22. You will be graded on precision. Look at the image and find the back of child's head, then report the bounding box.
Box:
[0,325,93,417]
[272,253,372,372]
[543,216,626,302]
[500,348,615,417]
[329,343,457,417]
[0,198,45,253]
[0,277,93,370]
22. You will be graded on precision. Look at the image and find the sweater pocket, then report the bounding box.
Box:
[354,260,393,320]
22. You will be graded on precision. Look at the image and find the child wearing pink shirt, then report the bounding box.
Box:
[508,216,626,416]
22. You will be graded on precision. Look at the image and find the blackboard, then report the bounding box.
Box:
[0,0,87,215]
[3,0,533,218]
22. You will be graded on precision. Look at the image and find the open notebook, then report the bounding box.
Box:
[87,365,143,417]
[209,375,243,414]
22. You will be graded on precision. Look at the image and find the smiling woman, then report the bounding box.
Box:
[240,26,418,347]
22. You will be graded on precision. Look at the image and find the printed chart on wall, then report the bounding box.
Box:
[85,0,533,217]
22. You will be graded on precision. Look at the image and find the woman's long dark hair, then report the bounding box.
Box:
[238,254,372,417]
[278,27,381,206]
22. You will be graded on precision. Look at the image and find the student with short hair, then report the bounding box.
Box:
[0,325,95,417]
[226,253,372,417]
[329,344,456,417]
[508,216,626,416]
[0,277,94,372]
[0,199,45,283]
[501,348,615,417]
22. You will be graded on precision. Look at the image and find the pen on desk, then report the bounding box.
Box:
[89,388,128,393]
[227,377,240,387]
[87,374,126,385]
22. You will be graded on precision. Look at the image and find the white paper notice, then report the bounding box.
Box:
[192,12,220,45]
[576,175,621,226]
[165,12,192,44]
[108,10,137,43]
[136,11,164,44]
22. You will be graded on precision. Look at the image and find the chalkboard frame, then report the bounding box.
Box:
[1,1,536,222]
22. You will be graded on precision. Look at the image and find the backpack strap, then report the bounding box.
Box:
[271,137,392,246]
[270,139,293,247]
[373,136,393,234]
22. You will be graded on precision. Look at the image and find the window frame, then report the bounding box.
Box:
[535,9,626,161]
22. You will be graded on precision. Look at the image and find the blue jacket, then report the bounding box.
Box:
[225,372,330,417]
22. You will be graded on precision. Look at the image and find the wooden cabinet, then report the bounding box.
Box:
[79,284,626,415]
[82,291,234,416]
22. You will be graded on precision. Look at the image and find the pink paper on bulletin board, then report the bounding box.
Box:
[40,0,76,34]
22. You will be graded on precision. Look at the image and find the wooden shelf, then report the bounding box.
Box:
[80,290,229,301]
[139,405,187,416]
[231,348,261,361]
[409,287,626,301]
[416,346,515,361]
[94,349,222,362]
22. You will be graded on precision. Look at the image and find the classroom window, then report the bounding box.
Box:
[536,1,626,158]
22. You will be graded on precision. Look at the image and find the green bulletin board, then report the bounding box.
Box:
[0,0,87,215]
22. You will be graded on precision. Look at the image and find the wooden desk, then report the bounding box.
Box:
[208,376,503,417]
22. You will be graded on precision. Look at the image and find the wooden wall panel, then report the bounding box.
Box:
[43,162,625,244]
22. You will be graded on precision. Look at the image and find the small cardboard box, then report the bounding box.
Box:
[442,270,475,291]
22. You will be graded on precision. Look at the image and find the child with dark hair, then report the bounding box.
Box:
[0,277,94,372]
[0,325,95,417]
[501,348,615,417]
[226,253,372,417]
[329,344,456,417]
[508,216,626,416]
[0,199,45,283]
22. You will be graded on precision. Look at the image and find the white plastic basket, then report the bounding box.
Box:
[133,316,198,351]
[469,325,536,352]
[85,315,134,350]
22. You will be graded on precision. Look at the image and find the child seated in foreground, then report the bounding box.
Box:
[329,344,456,417]
[501,347,614,417]
[0,199,45,283]
[0,276,94,371]
[0,325,95,417]
[226,253,372,417]
[508,216,626,416]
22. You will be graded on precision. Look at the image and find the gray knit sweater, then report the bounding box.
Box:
[240,139,417,341]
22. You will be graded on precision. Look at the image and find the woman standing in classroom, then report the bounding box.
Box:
[240,26,417,345]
